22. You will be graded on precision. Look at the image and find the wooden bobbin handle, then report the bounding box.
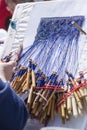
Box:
[27,86,34,108]
[31,69,36,88]
[26,68,31,89]
[74,91,82,110]
[71,94,78,118]
[67,87,72,115]
[67,96,72,115]
[43,89,56,110]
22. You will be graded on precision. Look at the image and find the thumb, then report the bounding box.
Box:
[7,61,17,68]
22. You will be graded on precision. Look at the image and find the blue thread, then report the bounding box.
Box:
[14,68,27,78]
[58,79,64,86]
[18,16,85,83]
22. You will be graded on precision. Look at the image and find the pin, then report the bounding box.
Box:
[72,21,86,35]
[10,20,17,30]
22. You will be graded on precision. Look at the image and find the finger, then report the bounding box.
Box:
[7,61,17,68]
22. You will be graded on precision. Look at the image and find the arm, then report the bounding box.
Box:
[0,79,28,130]
[0,61,28,130]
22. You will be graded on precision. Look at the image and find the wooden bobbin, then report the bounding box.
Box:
[70,77,84,98]
[71,94,78,118]
[51,96,55,121]
[67,96,72,115]
[47,99,52,116]
[27,68,36,109]
[67,86,72,115]
[74,91,82,110]
[39,89,48,102]
[61,103,65,124]
[27,86,34,109]
[17,72,27,89]
[22,68,31,92]
[43,89,56,111]
[31,69,36,88]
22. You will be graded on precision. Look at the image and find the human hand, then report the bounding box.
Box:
[0,61,17,82]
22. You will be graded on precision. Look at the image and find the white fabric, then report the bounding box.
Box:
[0,29,7,57]
[0,29,7,41]
[2,0,87,130]
[40,127,78,130]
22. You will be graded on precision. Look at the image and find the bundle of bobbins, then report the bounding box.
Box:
[10,58,87,125]
[56,71,87,124]
[10,59,65,125]
[1,44,87,125]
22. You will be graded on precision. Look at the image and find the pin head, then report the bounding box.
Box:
[10,20,16,30]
